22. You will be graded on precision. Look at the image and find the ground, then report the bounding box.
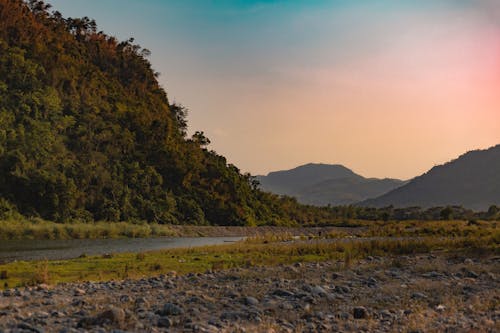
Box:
[0,251,498,332]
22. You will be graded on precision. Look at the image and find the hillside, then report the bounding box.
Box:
[0,0,338,226]
[257,164,405,206]
[361,145,500,210]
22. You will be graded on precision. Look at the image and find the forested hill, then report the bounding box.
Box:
[361,145,500,210]
[0,0,336,226]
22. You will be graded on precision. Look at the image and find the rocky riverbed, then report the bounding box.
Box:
[0,253,498,332]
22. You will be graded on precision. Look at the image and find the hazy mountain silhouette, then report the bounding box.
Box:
[256,164,405,206]
[361,144,500,210]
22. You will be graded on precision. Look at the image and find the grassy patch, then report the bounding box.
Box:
[0,219,176,240]
[354,219,499,238]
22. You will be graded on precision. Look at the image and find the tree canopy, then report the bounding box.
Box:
[0,0,346,226]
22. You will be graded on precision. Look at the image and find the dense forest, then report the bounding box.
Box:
[0,0,355,226]
[0,1,497,227]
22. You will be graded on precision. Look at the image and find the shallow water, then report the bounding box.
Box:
[0,236,243,262]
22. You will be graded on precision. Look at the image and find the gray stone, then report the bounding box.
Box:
[272,289,294,297]
[464,269,479,279]
[17,322,44,333]
[96,306,126,325]
[242,296,259,306]
[220,311,244,321]
[353,306,369,319]
[411,292,428,300]
[160,303,184,316]
[157,316,172,328]
[311,285,327,296]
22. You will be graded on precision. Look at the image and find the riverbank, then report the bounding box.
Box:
[1,218,496,241]
[0,222,497,332]
[0,219,367,240]
[0,229,497,289]
[0,248,498,332]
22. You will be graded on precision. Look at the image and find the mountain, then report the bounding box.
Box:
[0,0,341,226]
[361,145,500,210]
[257,164,405,206]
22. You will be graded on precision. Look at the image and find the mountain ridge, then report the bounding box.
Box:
[257,163,406,206]
[361,144,500,210]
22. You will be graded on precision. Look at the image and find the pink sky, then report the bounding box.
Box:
[183,3,500,179]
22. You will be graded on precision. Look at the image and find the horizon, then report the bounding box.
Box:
[48,0,500,179]
[259,142,500,180]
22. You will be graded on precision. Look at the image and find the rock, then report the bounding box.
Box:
[379,309,393,320]
[36,311,50,319]
[58,328,79,333]
[353,306,369,319]
[334,285,351,294]
[160,303,184,316]
[50,311,63,318]
[157,316,172,328]
[435,304,446,312]
[272,289,294,298]
[134,297,150,309]
[17,322,44,333]
[208,318,223,328]
[119,294,131,302]
[311,285,327,296]
[422,271,442,278]
[220,311,244,321]
[280,301,294,310]
[411,292,428,300]
[96,306,126,325]
[464,258,474,265]
[464,269,479,279]
[74,288,85,296]
[37,284,50,291]
[367,277,378,286]
[242,296,259,306]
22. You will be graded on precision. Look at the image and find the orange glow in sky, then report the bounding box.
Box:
[50,0,500,179]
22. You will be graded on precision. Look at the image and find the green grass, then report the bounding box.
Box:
[0,232,497,290]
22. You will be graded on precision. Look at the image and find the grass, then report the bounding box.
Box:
[0,230,497,290]
[353,219,499,238]
[0,219,177,240]
[1,217,497,241]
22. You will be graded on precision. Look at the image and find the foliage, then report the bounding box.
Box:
[332,205,500,222]
[0,0,343,226]
[0,218,177,240]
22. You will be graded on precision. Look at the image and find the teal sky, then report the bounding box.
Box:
[48,0,500,179]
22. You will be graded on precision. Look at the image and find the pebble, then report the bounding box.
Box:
[0,254,496,332]
[159,303,183,316]
[353,306,369,319]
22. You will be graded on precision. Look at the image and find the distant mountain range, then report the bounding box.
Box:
[361,144,500,211]
[257,144,500,210]
[256,164,406,206]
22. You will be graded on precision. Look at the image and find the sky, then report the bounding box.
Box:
[49,0,500,179]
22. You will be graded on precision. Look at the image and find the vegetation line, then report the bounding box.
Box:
[0,219,177,240]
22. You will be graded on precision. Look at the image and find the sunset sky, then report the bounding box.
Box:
[49,0,500,180]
